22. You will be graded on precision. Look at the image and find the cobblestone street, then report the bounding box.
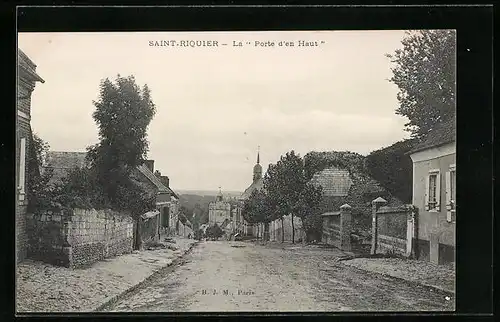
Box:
[103,241,455,312]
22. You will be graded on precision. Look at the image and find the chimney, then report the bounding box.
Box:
[160,175,170,187]
[144,160,154,173]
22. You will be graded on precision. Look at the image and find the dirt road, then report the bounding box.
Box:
[103,241,454,312]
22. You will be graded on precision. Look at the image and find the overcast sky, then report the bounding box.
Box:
[18,31,410,192]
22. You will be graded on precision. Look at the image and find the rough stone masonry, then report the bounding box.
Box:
[26,208,134,268]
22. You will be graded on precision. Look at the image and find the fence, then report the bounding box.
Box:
[321,204,352,251]
[371,197,417,257]
[26,208,134,268]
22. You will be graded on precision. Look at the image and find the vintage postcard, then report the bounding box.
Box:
[16,30,456,313]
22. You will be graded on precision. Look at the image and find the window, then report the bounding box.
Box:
[450,170,456,209]
[428,174,438,209]
[425,170,441,211]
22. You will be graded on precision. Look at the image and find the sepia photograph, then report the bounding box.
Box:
[16,29,456,313]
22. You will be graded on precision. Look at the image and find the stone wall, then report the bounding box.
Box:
[321,204,352,251]
[26,208,134,268]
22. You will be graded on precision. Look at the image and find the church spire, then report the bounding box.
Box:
[253,146,263,183]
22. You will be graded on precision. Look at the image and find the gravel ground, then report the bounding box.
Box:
[341,257,455,294]
[104,241,455,312]
[16,237,197,313]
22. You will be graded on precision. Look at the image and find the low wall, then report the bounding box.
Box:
[26,208,134,268]
[321,204,352,251]
[269,215,305,243]
[376,206,408,255]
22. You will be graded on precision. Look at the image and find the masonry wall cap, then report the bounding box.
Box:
[372,197,387,204]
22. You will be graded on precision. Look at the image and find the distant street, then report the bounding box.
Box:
[103,241,454,312]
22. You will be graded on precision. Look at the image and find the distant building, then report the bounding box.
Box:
[409,118,456,264]
[17,49,44,262]
[208,189,231,226]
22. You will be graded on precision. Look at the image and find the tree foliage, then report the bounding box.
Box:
[387,30,456,138]
[365,139,417,203]
[206,223,224,240]
[85,75,157,214]
[241,189,272,224]
[263,150,324,242]
[303,151,366,181]
[296,183,324,240]
[52,75,157,219]
[27,133,55,212]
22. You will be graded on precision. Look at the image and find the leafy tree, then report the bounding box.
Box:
[85,75,157,249]
[206,223,224,240]
[264,151,322,243]
[27,133,54,212]
[365,139,417,203]
[86,75,156,206]
[387,30,456,138]
[296,183,323,242]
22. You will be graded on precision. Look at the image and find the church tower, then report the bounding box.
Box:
[253,146,262,183]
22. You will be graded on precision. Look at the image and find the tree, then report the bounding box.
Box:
[27,133,54,212]
[86,75,157,249]
[264,151,313,243]
[365,139,417,203]
[296,183,324,242]
[86,75,156,205]
[387,30,456,138]
[206,223,223,240]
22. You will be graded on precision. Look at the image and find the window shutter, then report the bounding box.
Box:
[424,175,430,211]
[435,172,441,211]
[18,138,27,197]
[445,171,452,211]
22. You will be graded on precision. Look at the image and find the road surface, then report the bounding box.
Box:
[103,241,454,312]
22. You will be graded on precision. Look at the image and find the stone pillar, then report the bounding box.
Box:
[339,204,352,251]
[371,197,387,255]
[429,232,440,264]
[406,206,417,258]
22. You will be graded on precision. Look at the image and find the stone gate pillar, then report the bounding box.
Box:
[371,197,387,255]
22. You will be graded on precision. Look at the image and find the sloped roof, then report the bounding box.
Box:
[408,118,456,154]
[44,151,89,185]
[18,49,45,83]
[309,167,353,197]
[136,164,171,193]
[239,178,264,200]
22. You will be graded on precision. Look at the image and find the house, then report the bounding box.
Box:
[408,118,456,265]
[16,49,44,262]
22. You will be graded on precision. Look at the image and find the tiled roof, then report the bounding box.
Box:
[408,118,456,154]
[136,164,171,193]
[44,151,89,185]
[239,178,264,200]
[309,167,353,197]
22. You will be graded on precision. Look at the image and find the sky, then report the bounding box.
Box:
[18,30,410,192]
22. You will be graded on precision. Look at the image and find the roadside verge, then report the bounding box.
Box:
[16,238,199,313]
[339,256,455,295]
